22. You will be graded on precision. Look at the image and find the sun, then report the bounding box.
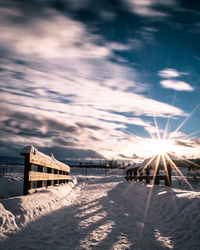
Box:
[150,138,174,155]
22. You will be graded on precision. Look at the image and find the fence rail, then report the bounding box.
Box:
[125,165,172,187]
[21,146,70,195]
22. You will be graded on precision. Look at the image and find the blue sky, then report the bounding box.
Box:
[0,0,200,160]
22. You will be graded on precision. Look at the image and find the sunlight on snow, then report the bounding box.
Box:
[77,200,99,211]
[158,191,167,195]
[78,211,107,229]
[80,220,115,248]
[154,228,174,249]
[75,205,103,218]
[111,234,132,249]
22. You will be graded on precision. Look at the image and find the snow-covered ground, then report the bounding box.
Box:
[0,169,200,250]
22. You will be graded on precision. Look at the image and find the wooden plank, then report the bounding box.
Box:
[29,153,70,172]
[29,171,70,181]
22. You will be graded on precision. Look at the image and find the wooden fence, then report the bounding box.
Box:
[125,165,172,187]
[21,146,70,195]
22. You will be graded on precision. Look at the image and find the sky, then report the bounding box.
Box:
[0,0,200,161]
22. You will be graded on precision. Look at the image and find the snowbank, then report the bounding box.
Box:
[109,181,200,249]
[0,178,77,239]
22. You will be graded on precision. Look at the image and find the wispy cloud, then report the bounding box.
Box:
[158,68,189,78]
[160,80,194,91]
[125,0,177,18]
[158,68,182,78]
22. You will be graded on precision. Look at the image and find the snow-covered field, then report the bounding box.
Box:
[0,169,200,250]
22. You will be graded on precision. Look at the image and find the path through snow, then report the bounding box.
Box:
[0,176,200,250]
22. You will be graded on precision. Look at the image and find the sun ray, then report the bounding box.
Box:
[169,104,200,140]
[163,93,176,140]
[168,152,200,169]
[154,115,161,140]
[141,154,161,237]
[180,158,200,169]
[138,154,158,178]
[146,127,156,140]
[167,152,200,171]
[161,154,179,217]
[165,153,194,191]
[163,117,170,141]
[180,129,200,140]
[161,154,171,186]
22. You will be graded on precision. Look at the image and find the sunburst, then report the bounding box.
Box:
[133,104,200,239]
[138,104,200,186]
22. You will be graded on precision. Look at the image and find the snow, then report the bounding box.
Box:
[0,169,200,249]
[21,145,37,155]
[0,176,77,239]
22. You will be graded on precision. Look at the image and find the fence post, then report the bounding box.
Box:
[145,168,150,184]
[165,164,172,187]
[23,155,34,195]
[154,168,160,185]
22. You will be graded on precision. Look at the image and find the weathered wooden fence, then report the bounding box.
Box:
[21,146,70,195]
[125,165,172,187]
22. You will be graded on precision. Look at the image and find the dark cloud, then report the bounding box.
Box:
[37,146,104,160]
[0,141,21,157]
[0,108,78,135]
[190,138,200,146]
[0,106,106,159]
[0,140,104,160]
[0,0,54,25]
[118,153,140,159]
[89,135,101,141]
[52,137,77,147]
[174,140,194,148]
[76,122,103,131]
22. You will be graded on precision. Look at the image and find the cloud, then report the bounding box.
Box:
[125,0,177,18]
[160,80,194,91]
[174,140,193,148]
[1,15,110,59]
[118,153,140,160]
[37,146,104,160]
[158,68,189,78]
[143,27,158,32]
[158,68,181,78]
[0,106,106,149]
[106,42,131,51]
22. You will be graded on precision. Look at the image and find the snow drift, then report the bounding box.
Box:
[0,178,77,239]
[108,181,200,249]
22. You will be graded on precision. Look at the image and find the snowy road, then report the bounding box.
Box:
[1,176,200,250]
